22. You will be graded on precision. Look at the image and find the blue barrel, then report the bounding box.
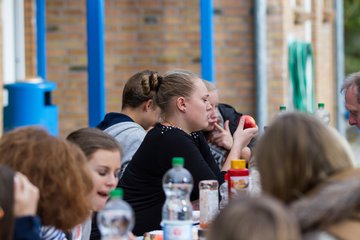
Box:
[4,81,58,135]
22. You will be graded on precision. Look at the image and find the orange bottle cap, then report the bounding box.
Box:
[231,159,246,169]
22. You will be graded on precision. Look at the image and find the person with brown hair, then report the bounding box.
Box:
[0,127,93,240]
[97,70,161,176]
[255,112,360,239]
[207,194,301,240]
[0,164,40,240]
[67,127,122,240]
[119,70,258,235]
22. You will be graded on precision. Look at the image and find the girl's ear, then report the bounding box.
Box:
[143,99,154,112]
[0,207,4,219]
[176,97,187,113]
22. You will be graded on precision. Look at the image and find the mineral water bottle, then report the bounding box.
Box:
[315,103,330,125]
[162,157,193,240]
[279,105,286,112]
[219,173,228,210]
[97,188,135,240]
[277,105,287,117]
[272,105,287,124]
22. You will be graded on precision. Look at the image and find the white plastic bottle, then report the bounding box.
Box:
[219,173,228,210]
[273,105,287,122]
[97,188,135,240]
[162,157,193,240]
[279,105,286,112]
[315,103,330,125]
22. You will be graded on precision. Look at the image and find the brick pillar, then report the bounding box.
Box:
[214,0,255,116]
[25,0,36,78]
[267,0,290,122]
[312,0,336,126]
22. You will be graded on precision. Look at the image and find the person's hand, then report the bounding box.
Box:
[209,120,233,150]
[233,116,258,149]
[240,146,252,162]
[14,172,39,217]
[221,117,258,171]
[128,232,136,240]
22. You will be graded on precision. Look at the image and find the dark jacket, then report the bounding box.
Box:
[14,216,41,240]
[96,112,133,130]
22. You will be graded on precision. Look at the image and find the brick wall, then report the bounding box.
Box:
[267,0,289,122]
[25,0,36,78]
[46,0,88,134]
[45,0,257,136]
[18,0,336,136]
[104,0,201,112]
[312,0,336,125]
[214,0,255,116]
[266,0,336,125]
[45,0,204,136]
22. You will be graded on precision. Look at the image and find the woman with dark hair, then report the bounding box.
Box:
[0,164,40,240]
[97,70,161,176]
[0,127,93,240]
[67,127,122,240]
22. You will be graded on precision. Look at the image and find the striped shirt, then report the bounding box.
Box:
[41,226,67,240]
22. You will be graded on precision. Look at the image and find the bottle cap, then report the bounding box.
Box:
[279,105,286,111]
[231,159,246,169]
[110,188,123,199]
[172,157,184,167]
[318,103,325,108]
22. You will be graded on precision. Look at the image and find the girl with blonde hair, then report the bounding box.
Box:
[67,127,122,240]
[208,194,301,240]
[255,112,360,239]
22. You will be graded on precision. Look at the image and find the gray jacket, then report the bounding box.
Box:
[104,121,146,177]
